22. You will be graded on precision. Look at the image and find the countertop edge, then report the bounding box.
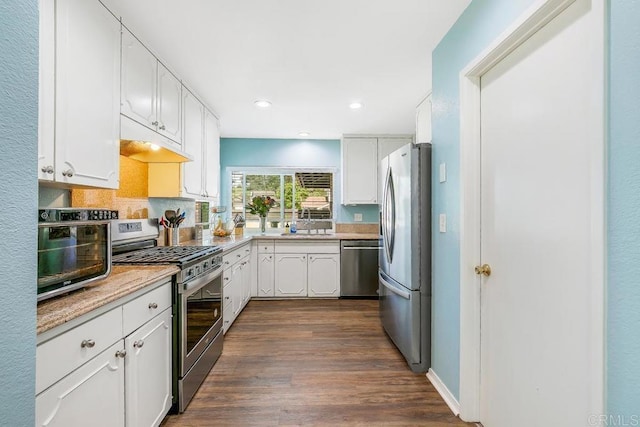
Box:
[37,265,179,336]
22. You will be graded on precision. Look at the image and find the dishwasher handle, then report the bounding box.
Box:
[341,246,381,250]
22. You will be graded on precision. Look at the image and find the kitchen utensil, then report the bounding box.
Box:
[164,209,176,227]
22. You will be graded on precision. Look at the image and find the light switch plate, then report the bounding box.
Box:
[439,214,447,233]
[439,163,446,183]
[354,213,363,222]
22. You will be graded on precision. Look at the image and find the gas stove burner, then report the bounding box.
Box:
[112,245,221,265]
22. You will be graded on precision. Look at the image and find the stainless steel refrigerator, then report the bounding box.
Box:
[379,142,431,373]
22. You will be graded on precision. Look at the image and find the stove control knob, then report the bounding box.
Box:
[187,269,194,278]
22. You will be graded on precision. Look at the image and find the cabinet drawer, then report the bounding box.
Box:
[223,243,250,267]
[122,281,172,336]
[36,307,123,395]
[256,241,275,254]
[275,241,340,254]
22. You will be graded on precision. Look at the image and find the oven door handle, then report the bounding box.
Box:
[181,267,222,296]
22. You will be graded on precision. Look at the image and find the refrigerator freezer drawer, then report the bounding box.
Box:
[379,272,429,372]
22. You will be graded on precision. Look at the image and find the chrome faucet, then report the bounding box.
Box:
[301,208,312,233]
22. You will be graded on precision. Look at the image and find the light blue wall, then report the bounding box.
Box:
[607,0,640,417]
[0,0,38,425]
[430,0,539,399]
[220,138,379,223]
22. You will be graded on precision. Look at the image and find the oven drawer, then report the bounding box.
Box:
[36,307,123,395]
[123,280,172,336]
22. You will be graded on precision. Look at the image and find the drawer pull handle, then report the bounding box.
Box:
[149,302,158,309]
[225,296,230,300]
[81,339,95,349]
[115,350,127,358]
[224,277,229,281]
[237,254,241,258]
[133,340,145,349]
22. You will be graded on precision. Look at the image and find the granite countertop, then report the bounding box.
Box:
[37,265,179,335]
[182,232,380,251]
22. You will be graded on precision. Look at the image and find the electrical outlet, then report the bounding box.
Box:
[439,163,446,183]
[439,214,447,233]
[354,213,363,222]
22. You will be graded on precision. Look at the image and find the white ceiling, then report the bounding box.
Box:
[102,0,470,140]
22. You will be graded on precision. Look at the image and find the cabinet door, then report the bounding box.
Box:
[38,0,55,182]
[203,109,221,201]
[182,88,204,197]
[257,254,275,297]
[55,0,120,188]
[121,28,157,130]
[308,254,340,297]
[124,308,172,427]
[231,263,243,316]
[274,254,308,297]
[342,137,378,204]
[241,258,251,306]
[36,341,125,427]
[157,63,182,144]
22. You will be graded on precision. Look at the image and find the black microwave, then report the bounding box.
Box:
[37,209,117,302]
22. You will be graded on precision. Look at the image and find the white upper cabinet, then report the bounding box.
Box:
[121,28,182,146]
[203,109,221,201]
[342,136,413,205]
[39,0,120,189]
[341,137,378,204]
[157,63,182,143]
[415,94,432,144]
[182,88,205,198]
[182,90,220,201]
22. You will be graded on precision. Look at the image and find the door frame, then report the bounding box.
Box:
[457,0,606,421]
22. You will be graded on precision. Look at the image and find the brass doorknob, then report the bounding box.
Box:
[474,264,492,277]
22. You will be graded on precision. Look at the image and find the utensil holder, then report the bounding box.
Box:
[165,228,180,246]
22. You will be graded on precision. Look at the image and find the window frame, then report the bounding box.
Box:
[226,166,338,230]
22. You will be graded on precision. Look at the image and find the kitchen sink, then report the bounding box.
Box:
[280,232,335,237]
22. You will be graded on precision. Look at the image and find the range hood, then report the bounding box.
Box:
[119,115,193,163]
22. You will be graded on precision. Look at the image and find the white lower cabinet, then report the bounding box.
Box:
[36,280,172,427]
[274,254,308,297]
[263,240,341,298]
[36,340,125,427]
[222,242,253,333]
[307,254,340,297]
[124,308,172,427]
[257,254,275,297]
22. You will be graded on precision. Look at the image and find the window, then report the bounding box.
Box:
[231,170,334,230]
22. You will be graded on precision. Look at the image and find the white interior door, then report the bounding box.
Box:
[479,1,603,426]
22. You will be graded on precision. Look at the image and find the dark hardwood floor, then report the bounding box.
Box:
[162,299,475,426]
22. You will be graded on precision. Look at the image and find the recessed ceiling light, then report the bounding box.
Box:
[349,102,364,110]
[254,100,272,108]
[149,143,160,151]
[298,132,310,137]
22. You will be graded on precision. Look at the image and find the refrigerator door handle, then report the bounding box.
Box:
[386,167,396,263]
[379,272,410,299]
[381,166,390,263]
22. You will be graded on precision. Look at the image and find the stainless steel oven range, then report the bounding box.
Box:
[111,219,223,413]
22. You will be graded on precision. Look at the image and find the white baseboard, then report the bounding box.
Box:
[426,369,460,416]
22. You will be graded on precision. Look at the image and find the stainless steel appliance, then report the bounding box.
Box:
[340,240,380,297]
[111,219,223,413]
[379,143,431,373]
[37,208,118,302]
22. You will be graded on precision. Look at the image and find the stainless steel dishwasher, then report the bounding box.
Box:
[340,240,381,298]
